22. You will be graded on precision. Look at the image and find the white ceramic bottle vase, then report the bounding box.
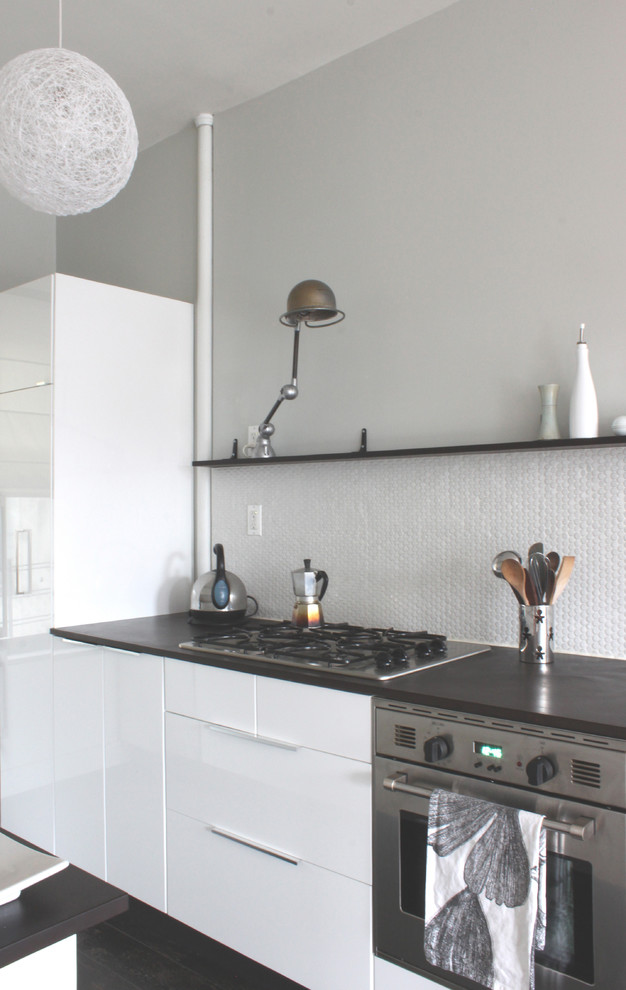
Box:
[569,324,598,438]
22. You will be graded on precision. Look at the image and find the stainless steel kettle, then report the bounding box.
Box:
[189,544,258,624]
[291,558,329,628]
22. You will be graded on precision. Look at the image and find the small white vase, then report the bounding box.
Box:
[538,384,560,440]
[569,325,598,438]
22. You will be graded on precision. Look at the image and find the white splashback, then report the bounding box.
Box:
[210,446,626,659]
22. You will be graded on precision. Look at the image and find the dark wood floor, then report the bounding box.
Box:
[78,898,308,990]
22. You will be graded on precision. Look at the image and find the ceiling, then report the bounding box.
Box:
[0,0,460,150]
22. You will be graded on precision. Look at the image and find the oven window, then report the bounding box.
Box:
[536,852,594,984]
[399,811,427,919]
[399,814,594,985]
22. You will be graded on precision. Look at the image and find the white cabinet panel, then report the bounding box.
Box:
[167,809,372,990]
[256,675,372,762]
[104,648,165,910]
[375,957,442,989]
[52,275,193,627]
[164,657,255,731]
[53,639,105,877]
[166,711,371,882]
[0,633,54,850]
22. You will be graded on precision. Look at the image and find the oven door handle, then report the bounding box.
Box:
[383,771,596,841]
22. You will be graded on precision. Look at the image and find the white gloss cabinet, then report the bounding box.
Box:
[164,659,373,990]
[53,638,105,878]
[103,648,165,911]
[0,274,193,852]
[375,957,442,989]
[0,634,55,850]
[167,808,372,990]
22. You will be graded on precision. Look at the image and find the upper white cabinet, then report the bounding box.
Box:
[52,274,194,627]
[0,274,193,853]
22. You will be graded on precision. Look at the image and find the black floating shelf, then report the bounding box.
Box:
[194,435,626,468]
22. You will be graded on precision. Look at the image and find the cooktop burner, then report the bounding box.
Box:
[179,619,490,679]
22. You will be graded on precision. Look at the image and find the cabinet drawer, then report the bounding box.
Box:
[165,712,371,882]
[164,658,255,731]
[256,675,371,762]
[167,809,372,990]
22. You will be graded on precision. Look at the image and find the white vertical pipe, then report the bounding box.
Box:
[194,113,214,579]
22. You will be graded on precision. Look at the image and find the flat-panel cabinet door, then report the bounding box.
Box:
[103,648,165,910]
[256,675,372,762]
[164,657,255,731]
[0,633,54,850]
[53,638,105,877]
[167,809,372,990]
[166,711,371,882]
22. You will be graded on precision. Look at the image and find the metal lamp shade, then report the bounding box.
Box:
[280,280,345,327]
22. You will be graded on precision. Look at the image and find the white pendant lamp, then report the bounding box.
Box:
[0,3,137,215]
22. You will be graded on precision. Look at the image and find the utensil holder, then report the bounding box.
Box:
[519,604,554,664]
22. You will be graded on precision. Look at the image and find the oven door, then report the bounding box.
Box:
[373,757,625,990]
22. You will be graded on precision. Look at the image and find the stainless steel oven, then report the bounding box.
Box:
[373,699,626,989]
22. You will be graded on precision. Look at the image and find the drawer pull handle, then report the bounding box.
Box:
[205,722,298,752]
[208,826,300,865]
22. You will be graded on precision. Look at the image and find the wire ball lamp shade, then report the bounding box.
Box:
[0,47,138,215]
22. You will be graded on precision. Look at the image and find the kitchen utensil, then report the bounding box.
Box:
[491,550,522,578]
[529,552,550,604]
[500,558,530,605]
[291,558,329,628]
[550,555,575,603]
[546,551,560,572]
[527,541,544,563]
[189,543,258,624]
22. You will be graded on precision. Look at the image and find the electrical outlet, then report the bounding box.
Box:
[248,425,259,447]
[247,504,262,536]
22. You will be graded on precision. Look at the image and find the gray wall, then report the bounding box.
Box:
[0,186,55,293]
[212,0,626,457]
[56,124,197,303]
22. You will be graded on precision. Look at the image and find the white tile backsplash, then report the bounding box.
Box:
[210,446,626,659]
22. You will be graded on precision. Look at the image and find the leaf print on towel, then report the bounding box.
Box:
[425,888,494,988]
[464,808,530,907]
[428,789,498,856]
[428,790,531,907]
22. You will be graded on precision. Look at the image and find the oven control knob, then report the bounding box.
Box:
[526,756,555,786]
[424,736,450,763]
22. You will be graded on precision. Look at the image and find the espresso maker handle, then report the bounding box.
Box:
[315,570,329,600]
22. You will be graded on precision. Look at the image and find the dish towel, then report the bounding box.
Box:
[424,789,546,990]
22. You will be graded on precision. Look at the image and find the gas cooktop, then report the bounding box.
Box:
[179,619,490,680]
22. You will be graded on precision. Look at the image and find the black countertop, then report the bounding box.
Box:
[51,612,626,740]
[0,830,128,970]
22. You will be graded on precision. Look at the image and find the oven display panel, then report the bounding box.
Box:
[474,741,503,760]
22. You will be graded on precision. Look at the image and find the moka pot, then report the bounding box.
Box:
[291,558,329,628]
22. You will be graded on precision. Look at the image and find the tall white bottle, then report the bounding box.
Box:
[569,323,598,438]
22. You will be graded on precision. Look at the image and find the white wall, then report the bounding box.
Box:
[212,0,626,456]
[49,1,626,658]
[56,125,197,304]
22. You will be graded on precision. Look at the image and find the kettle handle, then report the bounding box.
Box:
[211,543,230,609]
[315,570,329,600]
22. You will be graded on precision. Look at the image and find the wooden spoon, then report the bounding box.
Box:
[546,551,560,572]
[500,558,529,605]
[550,555,575,603]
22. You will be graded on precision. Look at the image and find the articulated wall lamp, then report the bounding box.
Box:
[247,280,345,458]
